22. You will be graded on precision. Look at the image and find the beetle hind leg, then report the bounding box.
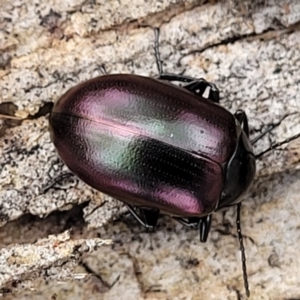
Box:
[125,204,159,230]
[153,28,219,103]
[157,73,220,103]
[182,80,219,103]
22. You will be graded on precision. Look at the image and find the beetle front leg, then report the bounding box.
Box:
[125,204,159,230]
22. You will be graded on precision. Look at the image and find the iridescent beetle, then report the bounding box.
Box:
[49,28,300,296]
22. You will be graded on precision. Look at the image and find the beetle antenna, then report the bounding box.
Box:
[154,27,163,75]
[255,132,300,159]
[236,202,250,297]
[251,112,297,145]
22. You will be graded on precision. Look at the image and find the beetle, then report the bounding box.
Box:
[49,28,300,297]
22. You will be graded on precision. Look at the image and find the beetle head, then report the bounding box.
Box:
[218,111,256,209]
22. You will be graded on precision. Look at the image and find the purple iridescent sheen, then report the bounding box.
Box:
[49,74,238,216]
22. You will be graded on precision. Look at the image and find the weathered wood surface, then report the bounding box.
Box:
[1,0,300,299]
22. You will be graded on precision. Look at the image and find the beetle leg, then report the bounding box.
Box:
[234,110,249,136]
[156,73,220,103]
[182,79,220,103]
[125,204,159,230]
[160,74,220,101]
[199,215,212,243]
[172,215,212,242]
[172,216,199,228]
[154,28,219,102]
[42,172,74,193]
[251,112,298,145]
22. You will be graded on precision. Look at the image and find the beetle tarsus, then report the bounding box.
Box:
[125,204,159,230]
[251,112,298,145]
[42,172,74,193]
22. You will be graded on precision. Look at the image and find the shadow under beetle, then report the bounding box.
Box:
[49,28,300,297]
